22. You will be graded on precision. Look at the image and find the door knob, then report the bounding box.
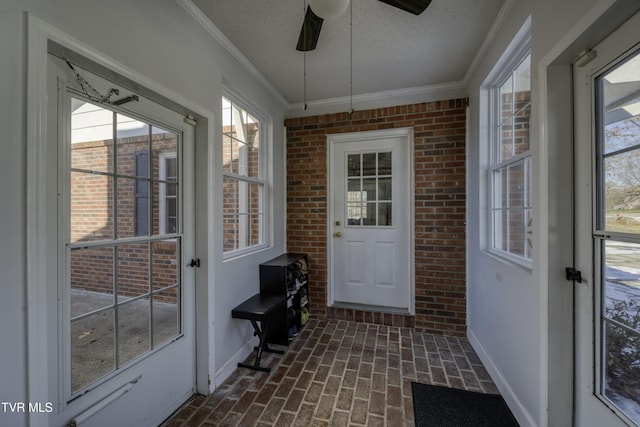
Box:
[334,232,342,238]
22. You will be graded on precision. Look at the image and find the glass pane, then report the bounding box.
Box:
[153,288,180,347]
[117,177,138,239]
[378,152,392,176]
[363,178,377,202]
[508,162,525,210]
[70,247,114,317]
[362,153,377,176]
[347,154,361,177]
[602,51,640,155]
[246,113,260,151]
[498,119,514,163]
[363,203,377,226]
[71,99,114,174]
[603,321,640,424]
[378,203,392,226]
[71,309,115,393]
[152,239,179,292]
[604,240,640,333]
[348,178,362,197]
[152,128,177,162]
[246,145,260,179]
[222,134,235,174]
[604,149,640,233]
[222,97,232,136]
[117,243,150,302]
[117,298,150,366]
[499,74,514,127]
[71,171,113,243]
[347,204,363,226]
[116,113,149,176]
[223,214,239,252]
[378,177,392,201]
[508,208,526,257]
[492,209,505,252]
[514,102,531,157]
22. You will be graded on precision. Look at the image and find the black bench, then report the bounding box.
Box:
[231,293,286,372]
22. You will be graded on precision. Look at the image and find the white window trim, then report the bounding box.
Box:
[483,19,532,269]
[222,89,269,260]
[159,151,177,235]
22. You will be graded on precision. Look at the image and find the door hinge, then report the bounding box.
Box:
[565,267,582,283]
[188,258,201,268]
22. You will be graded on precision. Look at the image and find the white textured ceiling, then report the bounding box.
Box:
[190,0,506,111]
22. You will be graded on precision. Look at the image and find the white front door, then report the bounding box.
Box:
[46,53,196,426]
[574,9,640,426]
[329,129,413,311]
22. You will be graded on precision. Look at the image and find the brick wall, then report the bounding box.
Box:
[284,99,467,336]
[70,134,179,303]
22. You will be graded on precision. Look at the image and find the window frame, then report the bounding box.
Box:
[487,37,533,268]
[221,91,268,259]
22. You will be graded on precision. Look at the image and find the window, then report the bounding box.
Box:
[134,150,177,236]
[222,94,266,256]
[489,50,532,263]
[346,151,393,226]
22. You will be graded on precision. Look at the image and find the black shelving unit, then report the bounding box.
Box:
[259,253,309,346]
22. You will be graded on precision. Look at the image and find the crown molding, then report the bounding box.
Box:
[177,0,289,108]
[463,0,517,86]
[287,81,467,117]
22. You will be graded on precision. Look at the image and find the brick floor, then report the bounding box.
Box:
[162,319,499,426]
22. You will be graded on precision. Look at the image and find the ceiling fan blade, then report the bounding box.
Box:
[378,0,432,15]
[296,6,324,51]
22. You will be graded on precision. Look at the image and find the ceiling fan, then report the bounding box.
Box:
[296,0,432,51]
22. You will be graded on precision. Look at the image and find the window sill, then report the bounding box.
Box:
[486,248,533,272]
[223,244,270,262]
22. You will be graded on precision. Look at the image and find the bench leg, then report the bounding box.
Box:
[237,318,282,373]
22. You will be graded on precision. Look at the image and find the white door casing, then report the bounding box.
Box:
[574,9,640,427]
[328,128,414,312]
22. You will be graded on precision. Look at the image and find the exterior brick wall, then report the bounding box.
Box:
[70,134,179,303]
[284,99,467,336]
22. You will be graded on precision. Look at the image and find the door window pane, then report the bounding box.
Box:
[597,49,640,425]
[602,241,640,422]
[345,152,393,227]
[68,96,182,395]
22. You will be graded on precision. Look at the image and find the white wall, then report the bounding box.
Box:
[0,0,287,421]
[466,1,638,426]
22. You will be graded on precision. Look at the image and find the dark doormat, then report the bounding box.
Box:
[412,383,519,427]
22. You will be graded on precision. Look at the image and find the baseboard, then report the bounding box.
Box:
[212,338,255,389]
[467,327,538,427]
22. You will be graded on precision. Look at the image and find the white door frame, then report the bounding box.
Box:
[26,15,214,426]
[538,1,640,425]
[326,127,415,314]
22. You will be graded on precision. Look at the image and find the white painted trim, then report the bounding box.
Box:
[326,127,415,314]
[26,14,53,427]
[289,81,467,117]
[467,327,537,427]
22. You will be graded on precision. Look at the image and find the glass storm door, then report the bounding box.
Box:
[574,10,640,426]
[47,53,196,427]
[329,130,412,311]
